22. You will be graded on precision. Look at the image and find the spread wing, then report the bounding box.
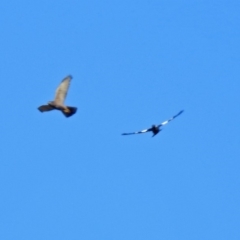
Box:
[54,75,72,105]
[38,105,54,112]
[157,110,184,127]
[122,128,152,135]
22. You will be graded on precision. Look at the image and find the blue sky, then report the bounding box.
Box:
[0,1,240,239]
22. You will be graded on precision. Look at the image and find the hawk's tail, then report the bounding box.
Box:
[61,106,77,118]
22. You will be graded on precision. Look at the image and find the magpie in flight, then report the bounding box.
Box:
[122,110,184,137]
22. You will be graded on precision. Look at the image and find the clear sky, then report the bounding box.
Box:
[0,1,240,239]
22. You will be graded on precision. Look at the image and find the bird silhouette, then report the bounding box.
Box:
[122,110,184,137]
[38,75,77,117]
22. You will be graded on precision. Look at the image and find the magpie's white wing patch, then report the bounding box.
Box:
[158,110,184,127]
[140,129,149,133]
[160,120,169,126]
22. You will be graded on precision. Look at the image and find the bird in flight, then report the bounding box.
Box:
[122,110,184,137]
[38,75,77,117]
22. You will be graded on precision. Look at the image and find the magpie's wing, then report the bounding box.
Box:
[122,128,152,135]
[157,110,184,127]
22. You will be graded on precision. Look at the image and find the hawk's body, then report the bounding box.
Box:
[38,75,77,117]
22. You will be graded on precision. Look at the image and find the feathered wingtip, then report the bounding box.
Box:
[38,105,54,112]
[62,106,77,117]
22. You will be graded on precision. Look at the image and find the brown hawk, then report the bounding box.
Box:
[38,75,77,117]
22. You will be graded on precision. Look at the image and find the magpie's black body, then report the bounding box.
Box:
[122,110,184,137]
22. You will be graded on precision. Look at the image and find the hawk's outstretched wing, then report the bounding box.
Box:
[122,128,152,135]
[54,75,72,105]
[38,105,54,112]
[157,110,184,127]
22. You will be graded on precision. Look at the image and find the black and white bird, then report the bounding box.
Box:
[122,110,184,137]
